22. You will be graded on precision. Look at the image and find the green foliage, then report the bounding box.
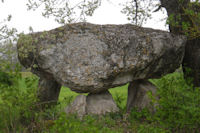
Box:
[27,0,101,24]
[0,71,39,132]
[126,72,200,132]
[0,15,17,41]
[121,0,156,26]
[50,113,122,133]
[17,34,35,59]
[137,124,167,133]
[0,70,14,86]
[26,0,159,26]
[166,1,200,39]
[152,72,200,132]
[1,0,200,132]
[0,40,19,71]
[1,71,200,132]
[113,92,126,111]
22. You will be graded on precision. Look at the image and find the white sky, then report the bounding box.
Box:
[0,0,168,33]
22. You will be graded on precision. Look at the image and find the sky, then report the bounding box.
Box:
[0,0,168,33]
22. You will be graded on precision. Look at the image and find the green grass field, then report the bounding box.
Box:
[1,71,200,132]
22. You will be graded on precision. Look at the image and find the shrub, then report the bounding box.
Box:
[1,69,200,132]
[0,70,13,86]
[0,73,39,133]
[128,72,200,132]
[50,113,123,133]
[152,72,200,132]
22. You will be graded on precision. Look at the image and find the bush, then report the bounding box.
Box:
[127,72,200,132]
[152,72,200,132]
[50,113,123,133]
[1,69,200,132]
[0,70,13,86]
[0,72,39,132]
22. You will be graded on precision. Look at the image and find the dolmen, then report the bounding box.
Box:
[17,22,186,116]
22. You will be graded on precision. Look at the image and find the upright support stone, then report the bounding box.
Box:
[65,90,119,117]
[127,80,157,113]
[37,77,61,106]
[86,91,119,115]
[65,95,87,118]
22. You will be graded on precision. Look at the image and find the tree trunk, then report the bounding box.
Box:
[160,0,200,87]
[183,39,200,86]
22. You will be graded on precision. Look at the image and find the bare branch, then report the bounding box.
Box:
[134,0,138,25]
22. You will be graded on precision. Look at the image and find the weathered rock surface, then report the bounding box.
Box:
[86,91,119,114]
[65,95,87,117]
[127,80,158,113]
[37,76,61,105]
[65,91,119,116]
[17,22,186,93]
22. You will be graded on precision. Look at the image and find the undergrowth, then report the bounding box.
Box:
[0,69,200,133]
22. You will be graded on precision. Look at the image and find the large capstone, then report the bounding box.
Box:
[17,22,186,93]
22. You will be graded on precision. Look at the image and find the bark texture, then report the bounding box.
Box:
[160,0,200,87]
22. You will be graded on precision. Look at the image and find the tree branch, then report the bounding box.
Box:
[134,0,138,25]
[153,5,162,12]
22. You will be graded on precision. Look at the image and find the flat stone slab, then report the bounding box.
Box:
[17,22,186,93]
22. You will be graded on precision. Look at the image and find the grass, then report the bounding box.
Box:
[1,71,200,132]
[59,84,128,109]
[18,73,128,110]
[20,72,128,103]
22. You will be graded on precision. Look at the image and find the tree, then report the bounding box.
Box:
[26,0,159,26]
[0,1,18,69]
[159,0,200,86]
[0,0,17,41]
